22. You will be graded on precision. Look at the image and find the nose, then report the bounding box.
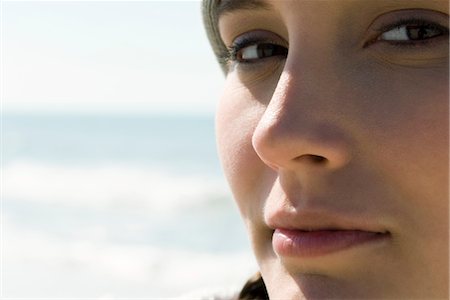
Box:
[252,71,352,171]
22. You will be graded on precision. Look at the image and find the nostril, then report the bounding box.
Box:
[295,154,328,164]
[310,155,327,163]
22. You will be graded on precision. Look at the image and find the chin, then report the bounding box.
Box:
[263,269,393,300]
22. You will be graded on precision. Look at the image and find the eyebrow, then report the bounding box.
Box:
[216,0,273,19]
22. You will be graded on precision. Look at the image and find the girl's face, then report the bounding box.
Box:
[216,0,449,298]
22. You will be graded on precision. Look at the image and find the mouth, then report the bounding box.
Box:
[272,228,391,257]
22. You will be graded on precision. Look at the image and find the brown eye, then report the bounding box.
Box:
[236,43,288,62]
[380,24,445,41]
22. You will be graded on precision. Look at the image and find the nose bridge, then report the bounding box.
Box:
[251,59,352,171]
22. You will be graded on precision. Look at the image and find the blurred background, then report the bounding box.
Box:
[2,0,257,298]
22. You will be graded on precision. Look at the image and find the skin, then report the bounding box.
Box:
[215,0,449,299]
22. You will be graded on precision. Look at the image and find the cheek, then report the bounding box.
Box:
[374,86,449,280]
[391,95,448,231]
[356,67,449,234]
[215,79,275,218]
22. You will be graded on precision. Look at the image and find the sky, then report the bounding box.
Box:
[1,0,225,115]
[0,2,258,297]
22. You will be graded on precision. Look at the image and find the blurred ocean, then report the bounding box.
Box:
[3,114,257,298]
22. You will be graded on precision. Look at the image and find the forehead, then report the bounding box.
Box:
[216,0,449,33]
[216,0,449,17]
[216,0,272,19]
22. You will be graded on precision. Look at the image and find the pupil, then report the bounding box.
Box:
[257,44,288,58]
[258,44,275,58]
[407,25,438,40]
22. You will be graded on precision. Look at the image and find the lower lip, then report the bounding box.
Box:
[272,228,389,257]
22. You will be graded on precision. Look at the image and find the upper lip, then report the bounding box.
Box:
[265,209,389,234]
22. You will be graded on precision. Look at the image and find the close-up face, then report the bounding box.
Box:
[214,0,449,299]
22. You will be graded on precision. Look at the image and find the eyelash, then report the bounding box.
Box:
[224,18,448,64]
[368,17,449,47]
[225,36,287,65]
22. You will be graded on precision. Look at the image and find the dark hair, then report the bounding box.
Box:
[238,272,269,300]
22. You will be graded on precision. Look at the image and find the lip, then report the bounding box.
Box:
[272,228,390,257]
